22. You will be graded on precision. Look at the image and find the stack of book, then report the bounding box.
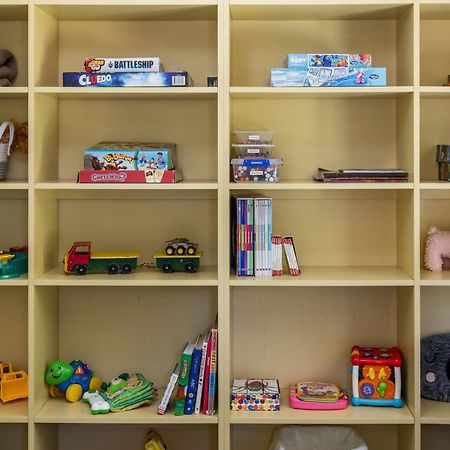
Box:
[231,195,272,276]
[314,168,409,183]
[157,318,218,416]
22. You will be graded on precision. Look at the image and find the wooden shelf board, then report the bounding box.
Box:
[0,274,28,286]
[35,266,218,286]
[229,2,412,21]
[230,87,413,99]
[0,400,28,423]
[0,87,28,98]
[35,180,218,190]
[34,3,218,21]
[420,181,450,190]
[34,87,218,99]
[228,181,413,190]
[421,399,450,424]
[421,269,450,286]
[0,181,28,190]
[230,266,413,287]
[34,398,218,424]
[420,86,450,97]
[229,390,414,424]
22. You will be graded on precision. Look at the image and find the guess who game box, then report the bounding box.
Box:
[231,379,280,411]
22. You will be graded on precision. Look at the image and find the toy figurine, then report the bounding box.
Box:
[165,238,198,256]
[0,361,28,402]
[45,360,102,402]
[355,70,365,84]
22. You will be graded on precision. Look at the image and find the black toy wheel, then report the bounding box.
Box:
[162,262,174,273]
[165,246,175,255]
[121,263,132,274]
[185,262,197,273]
[108,263,120,274]
[187,246,196,255]
[176,246,185,255]
[75,265,87,276]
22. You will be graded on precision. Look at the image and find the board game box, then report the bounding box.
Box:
[85,57,160,73]
[63,71,188,87]
[231,379,280,411]
[287,53,372,70]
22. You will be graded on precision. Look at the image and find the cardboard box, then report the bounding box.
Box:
[77,168,183,184]
[63,71,188,87]
[287,53,372,70]
[271,67,386,87]
[231,379,280,411]
[84,142,177,171]
[85,57,160,73]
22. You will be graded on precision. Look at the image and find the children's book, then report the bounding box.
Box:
[206,320,218,416]
[202,333,213,413]
[174,342,195,416]
[271,235,283,276]
[194,332,211,414]
[184,335,203,415]
[157,363,179,415]
[283,236,301,276]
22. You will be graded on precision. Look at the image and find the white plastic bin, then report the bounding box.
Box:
[231,158,283,182]
[233,131,275,145]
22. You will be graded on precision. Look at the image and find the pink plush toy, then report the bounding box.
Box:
[425,227,450,271]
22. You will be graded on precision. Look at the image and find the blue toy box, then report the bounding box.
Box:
[63,71,188,87]
[287,54,372,70]
[271,67,386,87]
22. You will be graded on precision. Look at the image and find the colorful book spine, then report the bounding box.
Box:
[174,343,194,416]
[157,363,179,415]
[283,236,301,276]
[194,333,210,414]
[202,335,212,413]
[255,199,262,276]
[272,235,283,276]
[184,336,203,415]
[206,326,218,416]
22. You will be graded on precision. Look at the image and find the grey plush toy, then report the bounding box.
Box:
[0,50,17,87]
[421,333,450,402]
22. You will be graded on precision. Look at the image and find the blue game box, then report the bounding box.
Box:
[63,71,188,87]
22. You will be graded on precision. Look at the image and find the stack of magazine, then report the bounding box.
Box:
[314,168,408,183]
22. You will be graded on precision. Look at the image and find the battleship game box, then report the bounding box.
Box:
[63,71,188,87]
[85,57,160,73]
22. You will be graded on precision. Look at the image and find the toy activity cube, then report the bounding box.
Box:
[351,346,403,407]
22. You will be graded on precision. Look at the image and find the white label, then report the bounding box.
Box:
[248,135,260,141]
[172,75,186,86]
[248,149,260,154]
[250,170,263,175]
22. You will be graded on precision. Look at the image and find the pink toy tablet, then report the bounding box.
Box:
[289,382,349,410]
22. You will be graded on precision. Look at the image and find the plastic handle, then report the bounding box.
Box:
[0,121,15,157]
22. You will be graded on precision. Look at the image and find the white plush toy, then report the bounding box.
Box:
[424,227,450,272]
[82,390,110,414]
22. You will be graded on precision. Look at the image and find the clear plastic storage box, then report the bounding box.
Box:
[232,144,275,158]
[233,131,275,145]
[231,158,283,182]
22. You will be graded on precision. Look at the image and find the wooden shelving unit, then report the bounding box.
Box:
[1,0,450,449]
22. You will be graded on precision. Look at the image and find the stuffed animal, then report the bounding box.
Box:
[0,50,17,87]
[424,227,450,271]
[421,333,450,402]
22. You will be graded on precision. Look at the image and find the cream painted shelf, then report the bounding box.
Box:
[35,180,218,190]
[0,275,28,286]
[230,86,414,99]
[35,398,218,424]
[0,181,28,190]
[228,181,414,190]
[230,266,413,286]
[229,389,414,425]
[34,87,218,99]
[420,269,450,286]
[0,401,28,424]
[420,182,450,190]
[421,400,450,424]
[35,265,219,286]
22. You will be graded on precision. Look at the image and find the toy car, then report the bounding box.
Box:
[0,246,28,279]
[154,252,203,273]
[165,238,198,256]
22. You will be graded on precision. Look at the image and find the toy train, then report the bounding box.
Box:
[64,240,202,275]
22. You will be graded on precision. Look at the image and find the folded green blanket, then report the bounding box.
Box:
[100,373,154,412]
[0,50,17,87]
